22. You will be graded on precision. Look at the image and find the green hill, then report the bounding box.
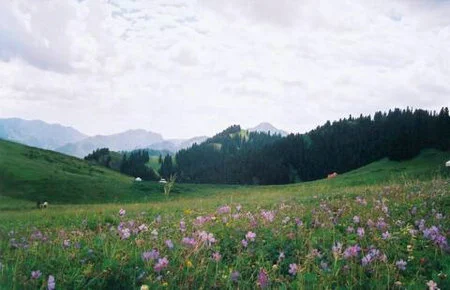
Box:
[0,139,158,206]
[1,138,449,209]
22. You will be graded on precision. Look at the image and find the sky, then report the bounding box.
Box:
[0,0,449,139]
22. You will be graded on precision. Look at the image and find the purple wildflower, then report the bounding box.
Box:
[165,239,174,249]
[357,227,365,238]
[416,219,426,231]
[182,237,196,247]
[198,231,216,246]
[142,249,159,262]
[179,220,186,232]
[31,270,42,279]
[261,210,275,223]
[138,224,148,232]
[343,245,361,259]
[119,227,131,240]
[47,275,55,290]
[376,218,387,230]
[241,239,248,247]
[119,208,126,217]
[257,269,269,289]
[230,271,240,282]
[382,231,391,240]
[346,226,355,233]
[396,259,407,271]
[361,255,372,266]
[295,218,303,227]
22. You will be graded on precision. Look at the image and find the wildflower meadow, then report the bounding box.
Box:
[0,178,449,289]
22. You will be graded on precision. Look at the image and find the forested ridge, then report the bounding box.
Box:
[174,107,450,185]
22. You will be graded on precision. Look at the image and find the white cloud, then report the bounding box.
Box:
[0,0,449,138]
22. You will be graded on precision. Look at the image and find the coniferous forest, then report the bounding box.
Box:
[174,107,450,185]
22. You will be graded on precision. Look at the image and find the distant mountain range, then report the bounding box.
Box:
[55,129,164,158]
[0,118,87,149]
[0,118,288,158]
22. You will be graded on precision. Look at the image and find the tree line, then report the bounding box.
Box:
[174,107,450,185]
[85,148,161,181]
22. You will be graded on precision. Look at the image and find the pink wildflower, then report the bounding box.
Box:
[217,205,231,214]
[212,251,222,262]
[154,257,169,272]
[245,231,256,241]
[426,280,440,290]
[257,269,269,288]
[288,263,298,275]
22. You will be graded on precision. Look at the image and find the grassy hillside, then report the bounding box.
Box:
[1,138,449,210]
[0,139,151,206]
[1,139,449,289]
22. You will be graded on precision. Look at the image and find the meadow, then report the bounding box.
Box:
[0,140,449,289]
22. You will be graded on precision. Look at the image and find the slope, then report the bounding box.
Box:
[0,139,159,205]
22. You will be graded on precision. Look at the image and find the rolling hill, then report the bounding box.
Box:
[1,138,449,208]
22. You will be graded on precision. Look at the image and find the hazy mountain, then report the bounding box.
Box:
[148,136,208,152]
[171,136,209,150]
[1,118,284,159]
[248,122,288,136]
[0,118,87,149]
[56,129,163,158]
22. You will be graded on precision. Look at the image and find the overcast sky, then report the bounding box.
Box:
[1,0,449,138]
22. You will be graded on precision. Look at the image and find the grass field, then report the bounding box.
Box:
[0,139,449,289]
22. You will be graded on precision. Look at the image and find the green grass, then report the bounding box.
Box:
[1,138,449,208]
[0,139,449,289]
[146,156,161,172]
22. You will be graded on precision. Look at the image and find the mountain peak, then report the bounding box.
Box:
[248,122,288,136]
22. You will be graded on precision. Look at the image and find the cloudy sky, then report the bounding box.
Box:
[1,0,449,138]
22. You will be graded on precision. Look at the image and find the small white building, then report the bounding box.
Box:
[446,160,450,167]
[135,177,142,182]
[159,178,167,184]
